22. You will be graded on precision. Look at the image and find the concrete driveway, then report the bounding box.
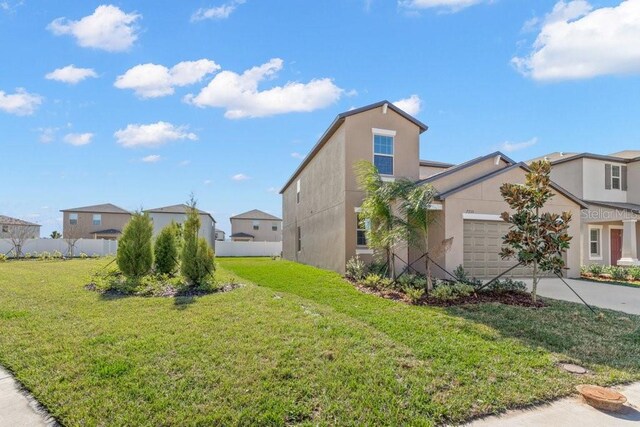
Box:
[522,277,640,315]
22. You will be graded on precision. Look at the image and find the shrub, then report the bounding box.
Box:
[181,201,216,286]
[38,251,52,261]
[116,212,154,278]
[24,252,32,259]
[629,266,640,281]
[588,264,604,276]
[53,250,63,259]
[405,287,425,304]
[379,277,394,290]
[580,265,589,275]
[361,274,383,290]
[154,222,180,275]
[80,252,89,259]
[484,278,527,293]
[367,261,388,277]
[611,266,628,281]
[431,283,475,302]
[0,254,7,262]
[346,256,366,281]
[397,274,428,291]
[452,264,482,287]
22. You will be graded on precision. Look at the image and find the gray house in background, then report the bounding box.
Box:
[0,215,41,239]
[215,229,226,241]
[145,204,216,249]
[230,209,282,242]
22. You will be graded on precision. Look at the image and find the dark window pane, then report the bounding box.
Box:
[357,230,367,246]
[374,135,393,155]
[374,155,393,175]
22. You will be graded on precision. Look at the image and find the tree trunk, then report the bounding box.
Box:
[532,261,538,302]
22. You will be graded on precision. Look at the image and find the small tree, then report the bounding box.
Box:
[64,222,87,258]
[6,224,39,258]
[500,160,573,302]
[50,230,62,239]
[154,222,179,275]
[181,197,215,286]
[116,212,154,278]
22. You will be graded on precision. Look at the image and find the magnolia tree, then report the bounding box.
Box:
[500,160,572,302]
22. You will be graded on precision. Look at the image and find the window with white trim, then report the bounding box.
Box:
[589,226,602,260]
[69,213,78,225]
[611,165,621,190]
[356,212,369,246]
[252,220,260,230]
[272,222,278,231]
[373,134,394,176]
[93,214,101,226]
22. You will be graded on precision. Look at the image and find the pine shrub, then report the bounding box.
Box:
[154,222,179,275]
[181,201,215,286]
[116,212,153,278]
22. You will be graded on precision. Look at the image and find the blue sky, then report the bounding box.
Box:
[1,0,639,236]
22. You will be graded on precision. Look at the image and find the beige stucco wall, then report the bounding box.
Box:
[427,156,510,195]
[438,167,583,278]
[627,161,640,203]
[419,165,449,179]
[582,158,627,203]
[550,159,584,199]
[230,218,282,242]
[62,212,131,239]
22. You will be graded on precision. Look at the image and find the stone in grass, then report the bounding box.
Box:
[576,384,627,412]
[560,363,588,374]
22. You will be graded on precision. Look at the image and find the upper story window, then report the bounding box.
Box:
[296,179,301,204]
[605,163,627,191]
[69,213,78,225]
[252,220,260,230]
[272,222,278,231]
[373,132,394,176]
[93,214,102,226]
[1,225,8,233]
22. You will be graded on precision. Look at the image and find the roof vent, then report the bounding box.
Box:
[494,155,502,165]
[382,103,388,114]
[560,152,564,156]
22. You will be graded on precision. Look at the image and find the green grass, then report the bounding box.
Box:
[1,258,639,426]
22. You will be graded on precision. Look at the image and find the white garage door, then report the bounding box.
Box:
[463,220,536,279]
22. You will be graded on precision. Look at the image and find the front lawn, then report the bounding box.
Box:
[1,258,639,425]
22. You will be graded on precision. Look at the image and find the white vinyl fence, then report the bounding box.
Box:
[216,241,282,257]
[1,238,118,257]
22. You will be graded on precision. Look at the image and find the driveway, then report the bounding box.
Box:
[522,277,640,315]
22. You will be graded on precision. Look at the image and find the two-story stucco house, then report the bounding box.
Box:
[145,204,216,249]
[542,151,640,266]
[280,101,586,278]
[229,209,282,242]
[61,204,132,240]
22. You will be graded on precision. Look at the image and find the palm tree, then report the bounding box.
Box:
[50,230,62,239]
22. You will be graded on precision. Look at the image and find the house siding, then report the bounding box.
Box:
[62,212,131,239]
[230,218,282,242]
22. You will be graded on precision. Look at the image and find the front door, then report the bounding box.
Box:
[611,229,623,265]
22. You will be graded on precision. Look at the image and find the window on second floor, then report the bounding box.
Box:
[605,163,627,191]
[1,225,8,233]
[93,214,102,226]
[69,213,78,225]
[252,220,260,230]
[373,134,394,175]
[272,222,278,231]
[611,165,621,190]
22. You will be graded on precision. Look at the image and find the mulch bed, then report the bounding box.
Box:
[84,282,242,298]
[350,280,546,308]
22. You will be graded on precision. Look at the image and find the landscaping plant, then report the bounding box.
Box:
[345,256,366,281]
[154,221,180,275]
[116,211,154,278]
[180,198,215,286]
[431,282,475,301]
[500,160,572,302]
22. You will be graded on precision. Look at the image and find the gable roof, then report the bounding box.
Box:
[583,200,640,214]
[230,232,254,238]
[434,162,588,209]
[0,215,40,227]
[418,151,516,185]
[61,203,130,214]
[550,152,637,166]
[230,209,281,221]
[280,100,429,194]
[144,204,216,222]
[419,160,454,168]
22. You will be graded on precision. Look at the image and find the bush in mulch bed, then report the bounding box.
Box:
[86,268,241,298]
[349,273,545,308]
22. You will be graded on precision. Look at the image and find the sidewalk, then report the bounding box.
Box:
[0,367,53,427]
[466,382,640,426]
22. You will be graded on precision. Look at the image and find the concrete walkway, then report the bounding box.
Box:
[466,382,640,426]
[523,277,640,315]
[0,367,53,427]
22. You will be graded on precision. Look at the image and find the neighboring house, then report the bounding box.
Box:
[543,151,640,266]
[280,100,585,278]
[215,229,226,241]
[230,209,282,242]
[0,215,41,239]
[145,204,216,249]
[61,204,131,240]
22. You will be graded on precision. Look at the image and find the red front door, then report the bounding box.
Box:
[611,229,623,265]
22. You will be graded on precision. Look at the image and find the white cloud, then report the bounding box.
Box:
[45,65,98,84]
[114,121,198,148]
[0,88,43,115]
[37,127,57,143]
[47,5,140,52]
[115,59,220,98]
[141,154,161,163]
[179,160,191,167]
[204,179,212,185]
[291,152,304,159]
[499,137,538,153]
[232,173,250,181]
[185,58,343,119]
[513,0,640,81]
[400,0,487,12]
[393,95,422,116]
[191,0,245,21]
[63,132,94,146]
